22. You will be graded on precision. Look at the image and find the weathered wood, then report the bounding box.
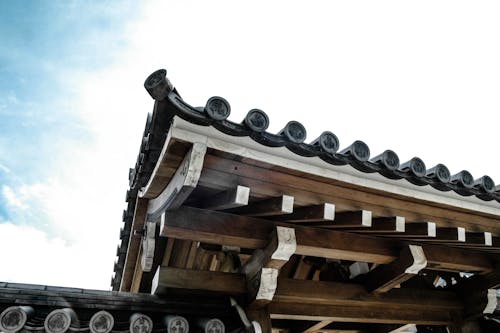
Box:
[364,245,427,294]
[371,324,417,333]
[318,210,372,228]
[161,238,175,266]
[201,185,250,210]
[242,227,296,308]
[160,207,493,272]
[269,302,452,325]
[293,256,314,280]
[151,266,247,296]
[463,288,499,319]
[458,269,500,290]
[301,320,335,333]
[147,142,207,220]
[376,222,436,238]
[229,195,294,216]
[121,198,149,291]
[130,246,144,293]
[271,204,335,223]
[347,217,405,233]
[199,153,500,233]
[152,267,461,314]
[141,222,157,271]
[406,227,466,243]
[465,232,493,246]
[170,239,193,268]
[185,241,199,269]
[247,308,272,333]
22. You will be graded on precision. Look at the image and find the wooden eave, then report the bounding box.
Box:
[113,70,500,333]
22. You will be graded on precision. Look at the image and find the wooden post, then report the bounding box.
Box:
[247,308,272,333]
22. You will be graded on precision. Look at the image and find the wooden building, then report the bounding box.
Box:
[2,69,500,333]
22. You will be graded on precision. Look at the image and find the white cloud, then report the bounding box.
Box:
[0,222,111,289]
[2,185,29,210]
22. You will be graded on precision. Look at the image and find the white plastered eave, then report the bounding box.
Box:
[169,116,500,217]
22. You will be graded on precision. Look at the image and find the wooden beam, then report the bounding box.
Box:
[377,222,436,238]
[161,238,175,266]
[319,210,372,228]
[160,206,493,273]
[293,256,314,280]
[346,217,405,233]
[151,266,247,296]
[271,204,335,223]
[169,239,193,268]
[229,195,294,216]
[464,232,493,246]
[301,320,334,333]
[240,227,297,308]
[201,185,250,210]
[269,302,453,325]
[120,198,149,291]
[147,142,207,220]
[363,245,427,294]
[199,154,500,234]
[407,227,466,243]
[150,266,461,324]
[247,308,272,333]
[130,246,144,293]
[463,288,499,319]
[371,324,417,333]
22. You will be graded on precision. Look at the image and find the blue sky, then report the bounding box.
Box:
[1,0,500,289]
[0,1,138,227]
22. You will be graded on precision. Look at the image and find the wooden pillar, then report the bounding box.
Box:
[247,308,272,333]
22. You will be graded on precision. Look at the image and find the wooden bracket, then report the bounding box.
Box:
[255,268,279,301]
[140,222,157,272]
[201,185,250,210]
[146,142,207,221]
[365,245,427,293]
[483,289,498,314]
[243,226,296,308]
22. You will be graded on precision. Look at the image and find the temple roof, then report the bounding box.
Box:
[112,69,500,291]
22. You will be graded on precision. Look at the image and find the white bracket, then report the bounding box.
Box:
[483,289,498,314]
[141,222,156,272]
[405,245,427,274]
[256,268,279,301]
[271,226,296,261]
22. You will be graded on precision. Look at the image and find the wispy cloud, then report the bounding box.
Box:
[2,185,29,210]
[0,163,11,174]
[0,222,112,288]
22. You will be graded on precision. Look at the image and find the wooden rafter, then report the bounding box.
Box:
[200,185,250,210]
[271,203,335,223]
[363,245,427,294]
[347,216,405,233]
[160,206,493,273]
[229,195,294,216]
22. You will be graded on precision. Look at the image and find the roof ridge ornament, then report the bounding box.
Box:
[144,69,174,101]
